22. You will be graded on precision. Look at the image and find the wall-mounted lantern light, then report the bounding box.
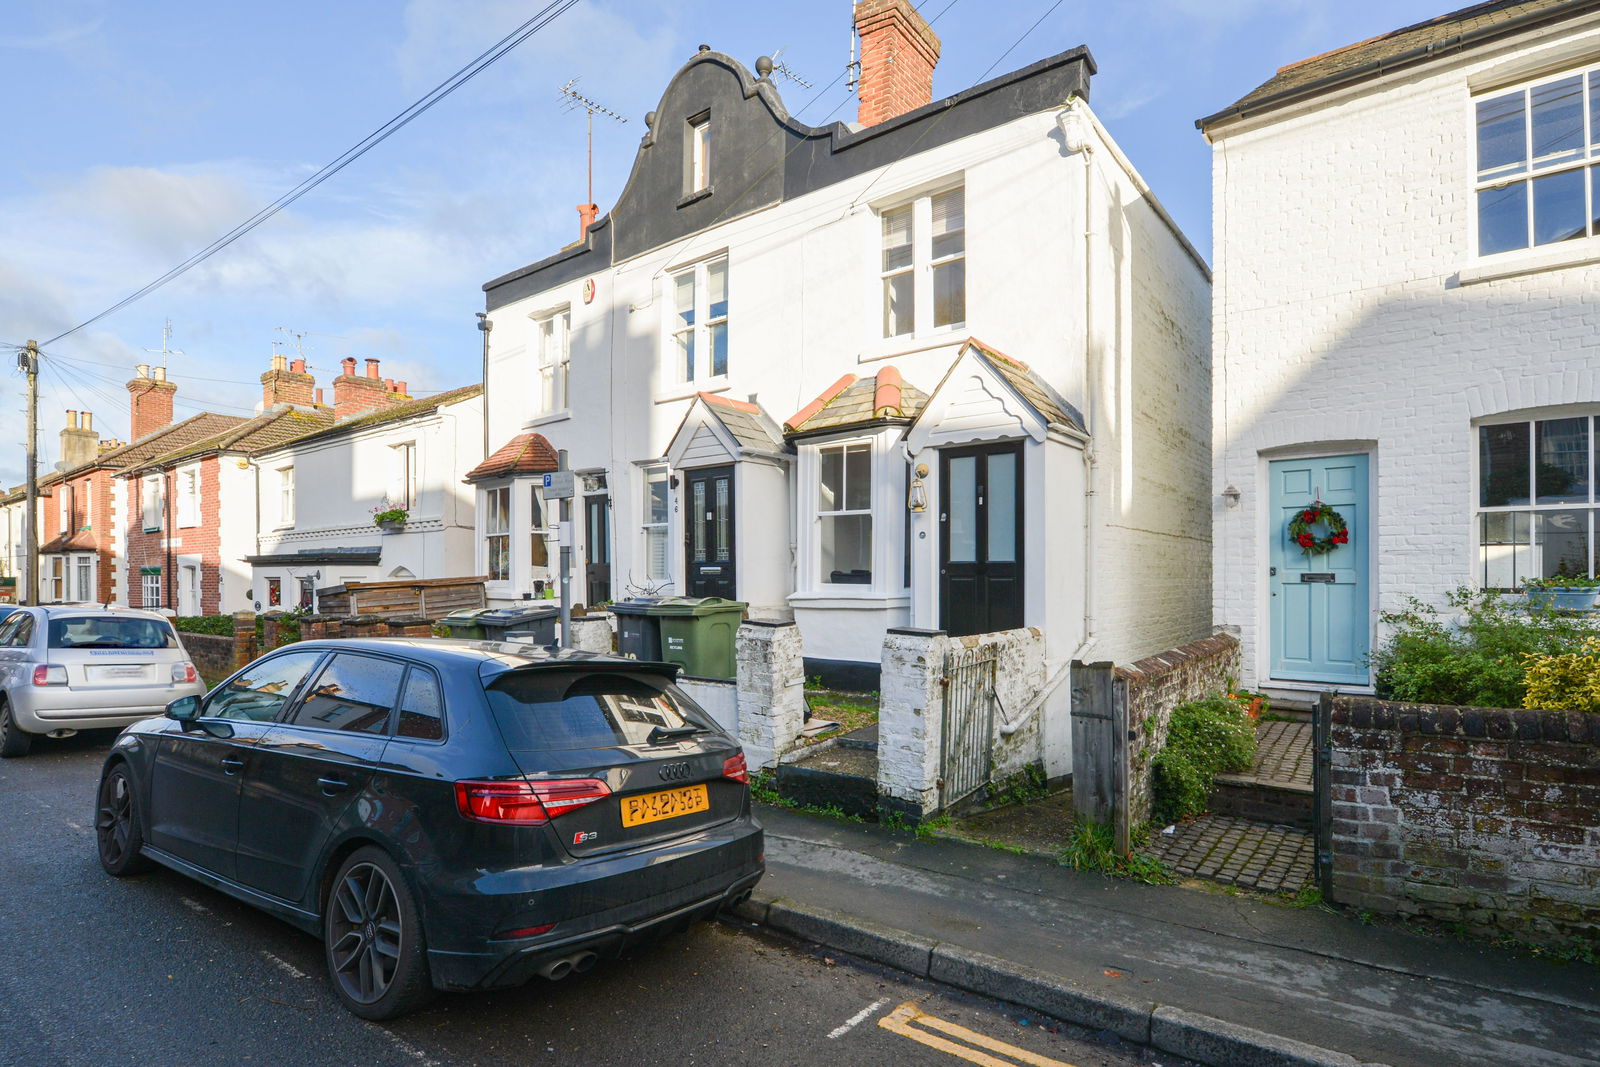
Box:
[1221,484,1241,508]
[907,463,929,512]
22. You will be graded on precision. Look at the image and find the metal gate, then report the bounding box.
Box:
[940,645,997,808]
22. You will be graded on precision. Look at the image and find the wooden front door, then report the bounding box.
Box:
[584,494,611,607]
[684,466,735,599]
[939,443,1023,636]
[1268,454,1370,685]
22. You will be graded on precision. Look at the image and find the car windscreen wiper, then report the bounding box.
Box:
[646,724,700,745]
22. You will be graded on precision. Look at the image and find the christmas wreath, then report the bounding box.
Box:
[1287,501,1348,556]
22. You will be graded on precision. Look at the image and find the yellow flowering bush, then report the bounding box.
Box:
[1522,637,1600,712]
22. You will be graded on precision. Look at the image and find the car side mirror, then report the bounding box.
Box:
[166,695,200,723]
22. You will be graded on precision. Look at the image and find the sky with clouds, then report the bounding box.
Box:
[1,0,1451,485]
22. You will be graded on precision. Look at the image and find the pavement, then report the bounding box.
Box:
[732,803,1600,1067]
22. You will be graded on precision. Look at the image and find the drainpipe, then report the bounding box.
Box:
[164,467,175,612]
[1059,97,1099,663]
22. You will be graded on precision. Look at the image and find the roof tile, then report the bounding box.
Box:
[464,432,559,482]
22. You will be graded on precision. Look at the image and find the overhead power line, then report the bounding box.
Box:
[40,0,582,348]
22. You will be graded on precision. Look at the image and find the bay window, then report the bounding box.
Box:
[485,486,511,581]
[667,256,729,384]
[1475,66,1600,256]
[642,466,670,581]
[818,442,873,585]
[1477,414,1598,587]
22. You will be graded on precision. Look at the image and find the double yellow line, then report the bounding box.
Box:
[878,1001,1077,1067]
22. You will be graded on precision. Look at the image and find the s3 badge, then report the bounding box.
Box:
[573,830,599,845]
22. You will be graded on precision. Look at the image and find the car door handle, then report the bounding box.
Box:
[317,777,350,796]
[221,757,244,774]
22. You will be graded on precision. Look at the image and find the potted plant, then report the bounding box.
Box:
[1523,574,1600,612]
[371,500,409,533]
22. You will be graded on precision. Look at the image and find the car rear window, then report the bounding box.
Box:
[485,671,717,751]
[48,616,178,650]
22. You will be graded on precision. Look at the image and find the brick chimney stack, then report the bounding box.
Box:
[127,364,177,440]
[333,357,409,419]
[260,353,317,411]
[853,0,941,127]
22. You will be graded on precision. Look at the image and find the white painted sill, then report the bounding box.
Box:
[653,380,730,405]
[1455,241,1600,286]
[523,410,571,428]
[857,330,965,365]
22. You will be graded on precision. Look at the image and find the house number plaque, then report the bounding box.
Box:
[1300,573,1336,583]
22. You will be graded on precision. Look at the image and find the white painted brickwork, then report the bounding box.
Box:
[735,621,807,770]
[1208,23,1600,688]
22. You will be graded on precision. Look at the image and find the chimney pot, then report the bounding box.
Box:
[577,202,600,239]
[341,357,357,377]
[290,358,306,374]
[396,381,407,394]
[136,363,150,379]
[271,353,287,372]
[365,358,381,379]
[153,366,166,382]
[66,409,78,429]
[83,412,93,432]
[315,387,324,405]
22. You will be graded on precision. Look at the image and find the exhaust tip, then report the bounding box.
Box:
[572,952,598,974]
[538,958,574,981]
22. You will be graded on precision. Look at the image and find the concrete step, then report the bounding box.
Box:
[775,743,878,820]
[835,723,879,751]
[1208,776,1313,829]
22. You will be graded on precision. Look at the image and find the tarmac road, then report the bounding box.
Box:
[0,731,1190,1067]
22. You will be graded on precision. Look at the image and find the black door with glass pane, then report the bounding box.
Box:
[939,443,1023,637]
[685,466,735,599]
[585,494,611,607]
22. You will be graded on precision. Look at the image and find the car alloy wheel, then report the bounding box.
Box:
[96,766,152,876]
[0,702,32,758]
[329,860,405,1006]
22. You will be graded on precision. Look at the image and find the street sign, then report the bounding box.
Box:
[542,471,575,499]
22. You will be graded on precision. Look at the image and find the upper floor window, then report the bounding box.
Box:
[141,476,162,532]
[686,113,711,193]
[534,309,570,413]
[485,485,511,581]
[668,256,729,384]
[1475,68,1600,256]
[1477,413,1598,588]
[881,186,965,339]
[277,466,295,527]
[177,467,199,528]
[58,485,70,534]
[391,442,417,511]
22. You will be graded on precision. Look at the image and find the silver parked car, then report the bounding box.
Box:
[0,605,204,757]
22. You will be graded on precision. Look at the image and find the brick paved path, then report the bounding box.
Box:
[1250,720,1312,786]
[1144,815,1314,894]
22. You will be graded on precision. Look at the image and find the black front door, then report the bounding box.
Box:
[684,465,735,599]
[585,494,612,607]
[939,443,1023,637]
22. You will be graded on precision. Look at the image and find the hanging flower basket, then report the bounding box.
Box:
[1287,501,1348,557]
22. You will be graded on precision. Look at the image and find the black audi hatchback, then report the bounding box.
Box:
[94,639,763,1019]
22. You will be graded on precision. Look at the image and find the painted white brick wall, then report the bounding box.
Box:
[1208,24,1600,688]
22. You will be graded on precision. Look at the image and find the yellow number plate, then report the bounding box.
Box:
[621,784,709,828]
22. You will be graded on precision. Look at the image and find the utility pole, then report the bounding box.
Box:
[20,340,39,606]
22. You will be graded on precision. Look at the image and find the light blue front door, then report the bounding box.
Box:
[1269,454,1370,685]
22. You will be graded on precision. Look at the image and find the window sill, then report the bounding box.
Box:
[654,380,730,405]
[1454,241,1600,287]
[677,186,714,209]
[858,330,966,365]
[789,591,910,605]
[524,410,571,428]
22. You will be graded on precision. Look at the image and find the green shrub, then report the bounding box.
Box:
[1522,637,1600,712]
[1150,695,1256,825]
[1370,588,1594,708]
[172,615,233,636]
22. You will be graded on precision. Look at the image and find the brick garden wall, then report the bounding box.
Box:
[179,633,236,683]
[1117,632,1240,825]
[1329,697,1600,949]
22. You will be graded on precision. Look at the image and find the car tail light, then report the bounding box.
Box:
[171,662,198,684]
[32,665,67,687]
[454,778,611,825]
[722,752,749,785]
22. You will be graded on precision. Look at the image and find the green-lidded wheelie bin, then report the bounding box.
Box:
[647,597,747,680]
[610,598,665,661]
[441,607,493,640]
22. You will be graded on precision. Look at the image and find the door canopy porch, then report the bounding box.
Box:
[907,338,1085,452]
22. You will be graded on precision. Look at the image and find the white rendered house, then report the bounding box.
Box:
[246,380,483,611]
[1200,0,1600,694]
[477,1,1212,707]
